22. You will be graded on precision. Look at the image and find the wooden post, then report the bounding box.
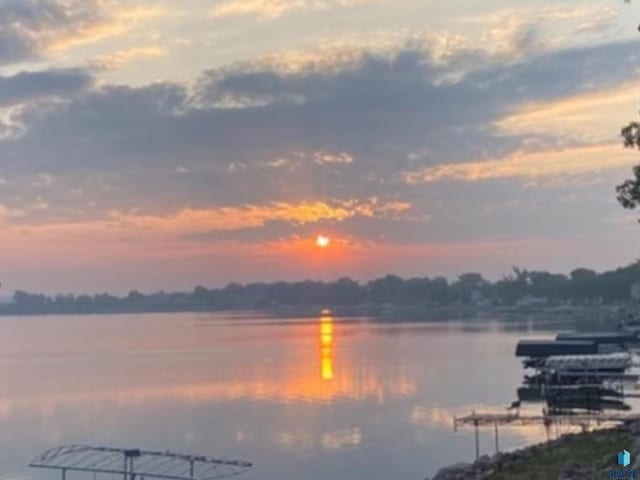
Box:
[474,419,480,460]
[494,421,500,454]
[544,413,551,441]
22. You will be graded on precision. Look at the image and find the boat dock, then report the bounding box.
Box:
[455,410,640,429]
[454,327,640,460]
[454,410,640,459]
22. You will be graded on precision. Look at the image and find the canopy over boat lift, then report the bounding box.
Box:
[29,445,253,480]
[543,353,634,372]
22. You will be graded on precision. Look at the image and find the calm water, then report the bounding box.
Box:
[0,313,597,479]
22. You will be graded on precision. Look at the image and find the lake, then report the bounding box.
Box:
[0,312,606,480]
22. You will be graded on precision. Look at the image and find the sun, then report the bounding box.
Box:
[316,235,331,248]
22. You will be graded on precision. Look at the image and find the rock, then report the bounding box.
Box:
[627,420,640,436]
[431,463,473,480]
[429,428,631,480]
[430,455,499,480]
[558,462,589,480]
[474,455,495,477]
[601,452,616,467]
[632,438,640,468]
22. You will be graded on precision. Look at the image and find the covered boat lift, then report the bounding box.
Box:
[542,353,633,372]
[555,332,639,353]
[515,340,598,358]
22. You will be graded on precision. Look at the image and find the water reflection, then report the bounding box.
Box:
[320,315,334,381]
[0,314,420,418]
[0,314,586,480]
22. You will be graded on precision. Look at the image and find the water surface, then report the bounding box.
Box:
[0,313,588,479]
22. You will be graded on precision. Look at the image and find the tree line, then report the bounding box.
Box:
[2,261,640,315]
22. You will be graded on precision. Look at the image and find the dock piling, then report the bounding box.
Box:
[474,419,480,460]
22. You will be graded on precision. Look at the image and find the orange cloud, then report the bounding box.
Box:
[109,201,355,233]
[0,199,413,265]
[47,5,166,53]
[398,78,639,186]
[106,198,411,234]
[404,143,635,184]
[494,81,640,142]
[465,4,618,59]
[210,0,387,19]
[313,151,354,165]
[91,46,168,69]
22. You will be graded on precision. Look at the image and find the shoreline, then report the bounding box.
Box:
[0,303,629,320]
[427,422,640,480]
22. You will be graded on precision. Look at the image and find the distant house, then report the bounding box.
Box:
[515,295,548,308]
[470,290,483,303]
[470,290,493,307]
[631,282,640,300]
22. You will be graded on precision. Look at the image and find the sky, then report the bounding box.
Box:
[1,0,640,294]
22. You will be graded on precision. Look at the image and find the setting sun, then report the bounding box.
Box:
[316,235,331,248]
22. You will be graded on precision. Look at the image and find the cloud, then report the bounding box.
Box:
[4,197,412,232]
[0,68,93,107]
[210,0,386,19]
[110,201,358,233]
[468,4,620,59]
[90,46,168,70]
[0,0,164,66]
[47,5,166,52]
[494,81,640,143]
[0,32,638,258]
[0,198,416,272]
[0,0,104,64]
[313,151,354,165]
[403,144,635,184]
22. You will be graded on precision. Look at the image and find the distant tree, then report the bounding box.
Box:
[429,277,450,305]
[267,282,291,305]
[329,277,365,305]
[457,273,486,287]
[569,268,598,301]
[452,273,488,304]
[193,286,209,297]
[570,268,597,282]
[528,271,569,300]
[618,0,640,215]
[127,290,144,302]
[618,123,640,214]
[401,277,432,304]
[6,261,640,315]
[493,267,530,304]
[367,275,404,303]
[13,290,47,307]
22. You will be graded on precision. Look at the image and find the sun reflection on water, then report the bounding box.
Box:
[320,314,334,381]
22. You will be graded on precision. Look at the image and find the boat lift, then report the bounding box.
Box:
[29,445,253,480]
[454,349,640,460]
[454,410,640,460]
